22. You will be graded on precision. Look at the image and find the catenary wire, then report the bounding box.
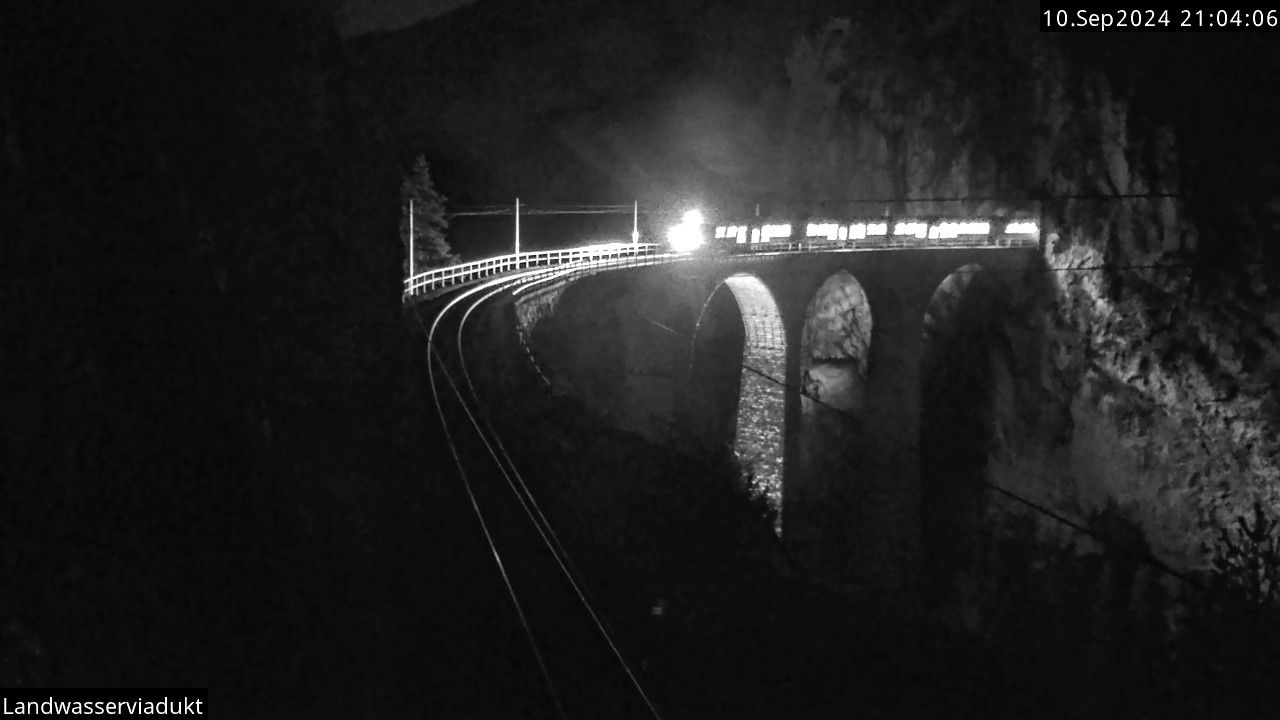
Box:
[637,311,1200,588]
[409,242,1268,595]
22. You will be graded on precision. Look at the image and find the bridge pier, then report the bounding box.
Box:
[847,285,928,594]
[779,315,811,550]
[521,249,1041,602]
[769,276,924,596]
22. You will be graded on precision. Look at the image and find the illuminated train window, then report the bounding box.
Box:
[707,217,1035,249]
[761,224,791,242]
[806,222,840,241]
[893,221,928,239]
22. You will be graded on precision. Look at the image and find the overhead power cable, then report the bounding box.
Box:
[412,245,1259,600]
[448,191,1195,217]
[726,252,1268,280]
[638,313,1198,588]
[802,191,1186,205]
[448,207,641,218]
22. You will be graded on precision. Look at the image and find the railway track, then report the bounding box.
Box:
[411,264,664,719]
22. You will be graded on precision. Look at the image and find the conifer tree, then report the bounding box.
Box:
[401,156,454,273]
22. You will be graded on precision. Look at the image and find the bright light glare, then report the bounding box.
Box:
[1005,221,1038,234]
[667,222,705,252]
[667,208,707,252]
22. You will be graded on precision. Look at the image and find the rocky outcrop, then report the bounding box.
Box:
[773,5,1280,589]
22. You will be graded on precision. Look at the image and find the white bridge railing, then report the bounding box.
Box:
[404,243,662,298]
[403,220,1040,300]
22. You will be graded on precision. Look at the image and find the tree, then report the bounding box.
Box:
[401,156,454,274]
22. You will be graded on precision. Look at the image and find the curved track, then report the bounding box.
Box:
[410,263,665,719]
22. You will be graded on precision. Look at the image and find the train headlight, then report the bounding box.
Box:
[667,209,706,252]
[667,222,705,253]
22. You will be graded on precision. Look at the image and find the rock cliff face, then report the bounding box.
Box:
[478,2,1280,619]
[525,5,1280,601]
[772,8,1280,591]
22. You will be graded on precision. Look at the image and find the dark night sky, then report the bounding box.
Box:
[6,0,1280,713]
[338,0,477,35]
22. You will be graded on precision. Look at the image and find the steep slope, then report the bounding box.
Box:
[359,0,1280,586]
[346,0,835,210]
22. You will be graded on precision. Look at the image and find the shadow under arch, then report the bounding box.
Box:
[688,273,787,529]
[800,270,873,416]
[789,270,875,568]
[920,262,1013,600]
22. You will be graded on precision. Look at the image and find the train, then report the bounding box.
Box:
[668,211,1040,254]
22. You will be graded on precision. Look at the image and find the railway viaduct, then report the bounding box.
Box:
[518,246,1047,592]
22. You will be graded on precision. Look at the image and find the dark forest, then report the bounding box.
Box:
[4,0,1280,717]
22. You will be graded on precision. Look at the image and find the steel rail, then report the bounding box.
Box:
[451,268,665,719]
[418,270,576,718]
[417,255,673,717]
[404,232,1038,301]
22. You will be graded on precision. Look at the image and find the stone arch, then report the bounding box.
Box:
[923,263,988,337]
[689,273,786,528]
[800,270,874,415]
[787,271,876,566]
[919,263,1013,598]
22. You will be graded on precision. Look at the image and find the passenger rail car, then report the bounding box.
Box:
[706,217,1040,253]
